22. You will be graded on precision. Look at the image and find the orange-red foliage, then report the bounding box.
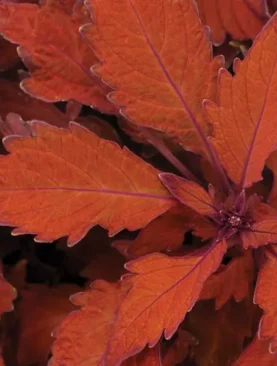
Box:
[1,0,277,365]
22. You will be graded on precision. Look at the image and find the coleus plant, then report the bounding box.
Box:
[2,0,277,365]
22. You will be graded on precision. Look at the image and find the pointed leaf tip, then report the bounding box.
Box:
[104,241,227,364]
[160,173,216,216]
[84,0,223,157]
[207,11,277,188]
[196,0,269,45]
[0,122,174,244]
[0,1,115,114]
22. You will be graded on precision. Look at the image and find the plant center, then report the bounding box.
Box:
[228,215,242,228]
[216,209,251,231]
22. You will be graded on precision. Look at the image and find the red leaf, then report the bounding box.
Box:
[0,121,174,245]
[49,281,129,366]
[104,241,227,364]
[16,283,79,366]
[83,0,223,156]
[205,13,277,188]
[163,329,197,366]
[0,1,115,113]
[0,113,32,138]
[200,250,254,308]
[80,247,126,282]
[0,80,69,129]
[75,115,122,145]
[233,337,277,365]
[196,0,269,45]
[185,298,257,366]
[0,262,16,318]
[160,173,216,216]
[254,245,277,352]
[113,207,191,259]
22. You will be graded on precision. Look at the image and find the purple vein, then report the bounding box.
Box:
[0,186,175,201]
[47,44,107,93]
[128,0,231,192]
[138,126,199,182]
[249,227,277,236]
[108,239,224,346]
[239,47,277,188]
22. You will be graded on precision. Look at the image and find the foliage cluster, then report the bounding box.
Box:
[1,0,277,365]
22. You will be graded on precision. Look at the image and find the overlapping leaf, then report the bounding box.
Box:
[200,250,254,308]
[50,281,129,366]
[16,283,78,366]
[103,241,226,364]
[241,221,277,248]
[163,330,197,366]
[84,0,223,156]
[160,173,216,215]
[254,245,277,353]
[0,121,174,245]
[205,12,277,188]
[185,298,256,366]
[0,80,69,129]
[234,337,277,365]
[48,245,225,364]
[0,0,114,113]
[113,206,191,259]
[196,0,269,45]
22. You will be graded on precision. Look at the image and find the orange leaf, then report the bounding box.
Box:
[113,207,190,259]
[83,0,223,156]
[196,0,269,45]
[200,250,254,308]
[205,14,277,188]
[0,261,16,317]
[104,241,227,364]
[254,245,277,352]
[122,344,161,366]
[160,173,216,215]
[50,281,129,366]
[0,1,114,114]
[233,337,277,366]
[0,121,174,245]
[241,220,277,249]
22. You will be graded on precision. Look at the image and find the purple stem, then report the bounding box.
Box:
[138,126,199,183]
